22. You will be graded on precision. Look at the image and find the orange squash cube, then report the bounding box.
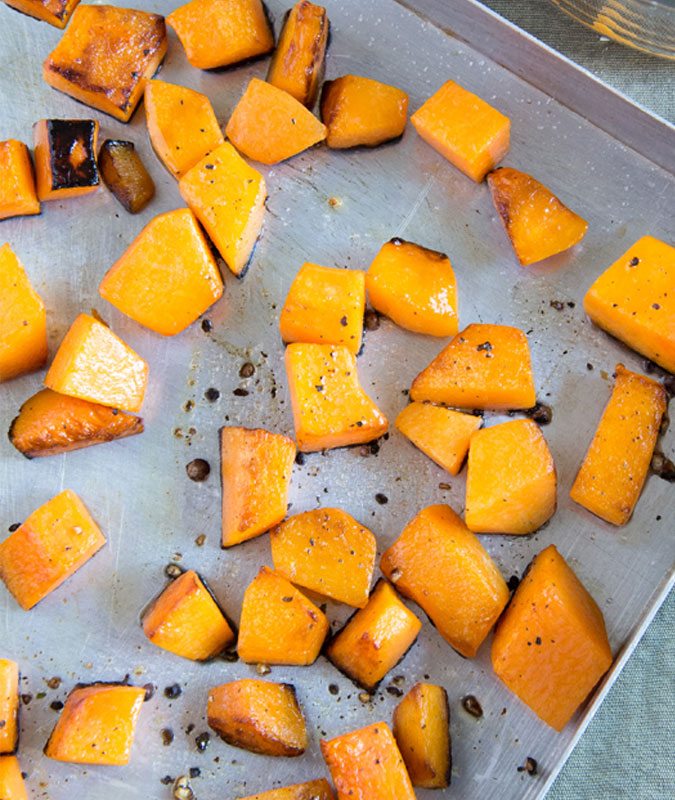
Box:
[0,661,19,754]
[381,505,509,658]
[238,780,335,800]
[0,140,39,220]
[492,545,612,731]
[0,756,28,800]
[99,209,224,336]
[4,0,80,27]
[33,119,99,201]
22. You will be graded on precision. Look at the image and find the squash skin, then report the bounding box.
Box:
[3,0,80,28]
[98,140,155,214]
[0,140,40,220]
[0,756,28,800]
[238,780,335,800]
[33,119,99,200]
[0,661,19,755]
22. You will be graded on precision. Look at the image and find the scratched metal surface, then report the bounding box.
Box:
[0,0,673,798]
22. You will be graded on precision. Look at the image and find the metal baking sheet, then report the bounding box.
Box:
[0,0,673,798]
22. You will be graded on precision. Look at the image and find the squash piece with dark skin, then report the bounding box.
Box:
[3,0,80,29]
[238,780,335,800]
[98,140,154,214]
[34,119,99,201]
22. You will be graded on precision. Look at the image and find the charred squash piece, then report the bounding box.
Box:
[238,780,335,800]
[280,263,365,353]
[179,142,266,276]
[321,722,415,800]
[99,209,223,336]
[45,313,148,412]
[393,683,451,789]
[366,238,458,337]
[0,140,40,220]
[0,756,28,800]
[285,343,388,452]
[326,580,422,691]
[3,0,80,28]
[33,119,99,201]
[0,244,47,383]
[380,504,509,658]
[43,4,167,122]
[44,683,145,764]
[207,680,307,757]
[584,236,675,373]
[98,140,154,214]
[0,661,19,755]
[167,0,274,70]
[492,545,612,731]
[411,80,510,182]
[220,427,296,547]
[238,567,329,665]
[570,364,667,526]
[267,1,329,108]
[226,78,327,165]
[270,508,376,608]
[0,489,105,610]
[410,323,536,410]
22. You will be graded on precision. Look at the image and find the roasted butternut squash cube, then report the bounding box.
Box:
[167,0,274,70]
[393,683,451,789]
[208,680,307,757]
[267,0,329,107]
[410,323,536,410]
[271,508,376,608]
[0,489,105,610]
[33,119,99,201]
[286,343,388,452]
[321,722,415,800]
[0,243,48,383]
[238,780,335,800]
[584,236,675,372]
[98,139,155,214]
[45,683,145,765]
[570,364,667,526]
[4,0,79,28]
[220,427,296,547]
[238,567,329,665]
[45,313,148,412]
[0,140,39,220]
[326,580,421,691]
[280,263,365,353]
[492,545,612,731]
[411,80,510,182]
[0,756,28,800]
[142,569,235,661]
[179,142,266,277]
[43,4,167,123]
[100,209,224,336]
[381,505,509,658]
[0,661,19,755]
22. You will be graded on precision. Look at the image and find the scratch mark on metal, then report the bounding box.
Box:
[394,174,435,237]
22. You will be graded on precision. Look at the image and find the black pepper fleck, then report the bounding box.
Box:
[375,493,388,505]
[164,683,182,699]
[462,695,483,718]
[186,458,210,482]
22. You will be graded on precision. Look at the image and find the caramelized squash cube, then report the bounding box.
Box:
[0,756,28,800]
[238,780,335,800]
[0,140,39,220]
[0,661,19,755]
[3,0,80,28]
[98,139,155,214]
[34,119,99,201]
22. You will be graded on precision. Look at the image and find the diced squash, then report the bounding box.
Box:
[570,364,667,526]
[286,343,388,451]
[43,4,167,123]
[226,78,327,165]
[207,680,307,757]
[142,569,235,661]
[320,75,408,149]
[99,209,223,336]
[411,80,510,182]
[492,545,612,731]
[0,243,48,383]
[44,683,145,765]
[179,142,266,277]
[410,323,536,410]
[280,263,365,353]
[45,313,148,412]
[380,504,509,658]
[465,419,557,535]
[220,427,296,547]
[270,508,376,608]
[392,683,451,789]
[3,0,80,27]
[238,567,329,665]
[98,139,155,214]
[267,1,329,107]
[326,580,422,691]
[0,756,28,800]
[0,140,39,220]
[584,236,675,373]
[238,779,335,800]
[0,489,105,610]
[167,0,274,70]
[34,119,99,201]
[0,661,19,755]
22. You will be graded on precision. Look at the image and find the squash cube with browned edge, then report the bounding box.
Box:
[208,679,307,757]
[34,119,99,201]
[45,683,145,765]
[271,508,376,608]
[381,504,509,658]
[492,545,612,731]
[4,0,79,28]
[238,780,335,800]
[43,4,167,123]
[0,244,47,383]
[142,569,235,661]
[286,343,388,452]
[570,365,667,526]
[321,722,416,800]
[0,140,39,220]
[0,756,28,800]
[100,209,224,336]
[0,661,19,754]
[98,140,155,214]
[238,567,329,665]
[410,323,536,410]
[584,236,675,373]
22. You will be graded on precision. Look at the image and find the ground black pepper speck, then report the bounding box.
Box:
[186,459,210,482]
[462,695,483,718]
[164,683,182,699]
